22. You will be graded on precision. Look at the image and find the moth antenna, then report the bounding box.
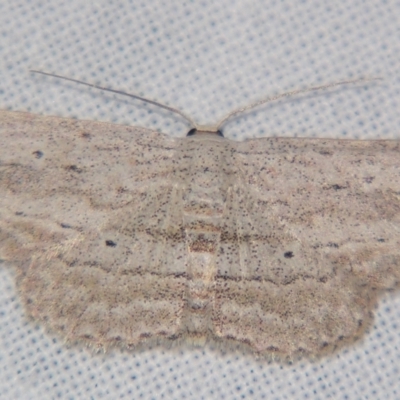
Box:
[214,77,383,130]
[30,69,198,129]
[31,70,382,134]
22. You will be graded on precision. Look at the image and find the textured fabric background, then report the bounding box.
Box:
[1,1,400,399]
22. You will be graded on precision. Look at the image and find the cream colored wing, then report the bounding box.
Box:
[0,110,187,348]
[212,137,400,358]
[3,110,400,358]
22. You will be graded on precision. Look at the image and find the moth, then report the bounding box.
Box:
[1,72,398,360]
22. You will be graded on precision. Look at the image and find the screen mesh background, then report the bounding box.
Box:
[1,1,400,399]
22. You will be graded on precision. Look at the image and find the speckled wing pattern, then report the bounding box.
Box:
[1,109,399,359]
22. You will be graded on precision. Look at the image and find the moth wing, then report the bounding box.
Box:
[212,137,400,357]
[0,110,187,348]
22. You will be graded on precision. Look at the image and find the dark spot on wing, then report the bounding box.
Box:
[327,242,339,248]
[327,184,347,190]
[363,176,375,184]
[65,165,83,173]
[32,150,43,159]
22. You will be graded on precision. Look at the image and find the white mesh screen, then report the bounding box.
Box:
[1,0,400,399]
